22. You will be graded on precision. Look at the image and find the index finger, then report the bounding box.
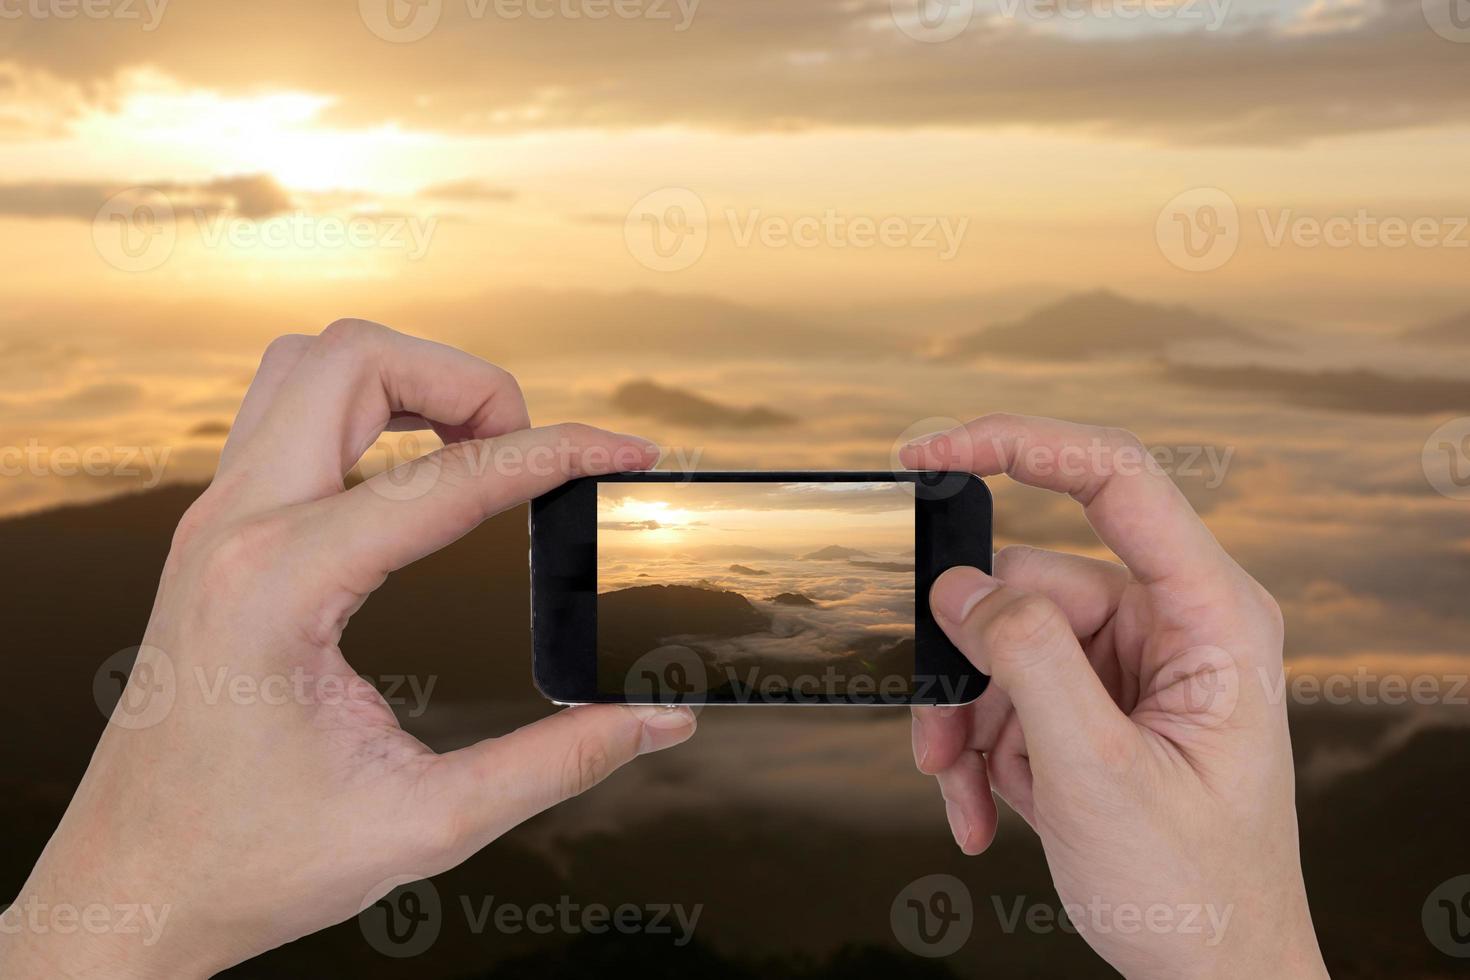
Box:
[227,319,531,508]
[899,413,1230,586]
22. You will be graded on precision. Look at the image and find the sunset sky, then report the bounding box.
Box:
[1,0,1467,684]
[598,482,913,557]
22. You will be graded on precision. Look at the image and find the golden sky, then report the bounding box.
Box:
[0,0,1467,677]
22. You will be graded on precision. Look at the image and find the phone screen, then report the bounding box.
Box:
[595,480,916,702]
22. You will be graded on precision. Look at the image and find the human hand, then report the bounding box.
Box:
[0,320,695,978]
[902,414,1327,980]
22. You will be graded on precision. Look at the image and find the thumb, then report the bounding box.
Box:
[931,566,1136,774]
[425,704,696,859]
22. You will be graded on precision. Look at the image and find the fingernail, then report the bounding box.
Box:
[931,566,1000,623]
[945,800,969,851]
[910,715,929,770]
[629,705,696,754]
[903,432,940,453]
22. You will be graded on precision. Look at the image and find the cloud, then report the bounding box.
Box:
[1403,310,1470,345]
[7,1,1470,144]
[1164,363,1470,415]
[598,519,663,531]
[611,379,797,429]
[187,420,232,437]
[417,179,517,202]
[0,174,293,221]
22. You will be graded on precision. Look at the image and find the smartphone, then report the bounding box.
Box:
[530,471,991,706]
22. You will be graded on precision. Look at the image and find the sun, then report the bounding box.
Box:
[611,499,697,543]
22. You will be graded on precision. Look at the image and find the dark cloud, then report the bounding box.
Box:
[6,0,1469,143]
[1404,310,1470,345]
[1164,363,1470,415]
[0,174,293,221]
[611,379,797,429]
[187,420,233,437]
[598,519,663,531]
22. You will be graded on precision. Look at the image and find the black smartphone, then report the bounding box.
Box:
[530,471,991,706]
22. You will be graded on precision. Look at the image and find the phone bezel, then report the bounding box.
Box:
[530,471,991,706]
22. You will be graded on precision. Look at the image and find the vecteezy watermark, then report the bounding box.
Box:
[992,895,1234,947]
[0,440,172,488]
[0,0,168,30]
[995,0,1231,30]
[358,434,704,503]
[1423,417,1470,501]
[93,646,177,731]
[1156,187,1241,273]
[904,424,1237,491]
[1263,665,1470,708]
[359,877,702,957]
[1159,187,1470,272]
[92,647,439,728]
[891,874,973,957]
[890,0,975,42]
[359,0,698,43]
[1423,0,1470,43]
[891,0,1228,42]
[624,188,969,272]
[1423,875,1470,958]
[0,897,172,948]
[92,188,439,273]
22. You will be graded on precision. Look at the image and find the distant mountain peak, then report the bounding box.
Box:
[944,289,1264,361]
[1404,309,1470,345]
[802,545,870,559]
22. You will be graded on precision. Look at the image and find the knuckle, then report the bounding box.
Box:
[318,317,386,353]
[992,544,1038,578]
[259,333,312,369]
[559,736,614,799]
[1102,425,1146,455]
[983,592,1067,660]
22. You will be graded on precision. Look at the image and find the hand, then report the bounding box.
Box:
[0,320,696,978]
[902,415,1328,980]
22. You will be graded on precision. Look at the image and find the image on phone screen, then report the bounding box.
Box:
[595,481,915,700]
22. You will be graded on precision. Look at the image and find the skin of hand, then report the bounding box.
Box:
[901,415,1329,980]
[0,320,696,978]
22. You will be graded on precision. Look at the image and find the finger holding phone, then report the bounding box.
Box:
[902,415,1329,980]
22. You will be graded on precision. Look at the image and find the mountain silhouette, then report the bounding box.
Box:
[612,380,797,429]
[768,592,818,607]
[803,546,870,560]
[944,289,1263,360]
[729,564,770,576]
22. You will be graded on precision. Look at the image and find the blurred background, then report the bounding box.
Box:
[2,0,1469,975]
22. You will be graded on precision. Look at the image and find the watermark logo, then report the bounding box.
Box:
[93,188,176,273]
[0,440,171,487]
[1156,187,1240,272]
[623,644,709,708]
[0,897,172,947]
[93,646,176,731]
[625,188,708,272]
[1423,0,1470,42]
[625,188,969,272]
[1423,875,1470,957]
[360,876,442,957]
[361,0,444,42]
[361,433,446,502]
[1423,417,1470,500]
[0,0,169,30]
[891,874,973,957]
[890,0,975,42]
[993,895,1232,945]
